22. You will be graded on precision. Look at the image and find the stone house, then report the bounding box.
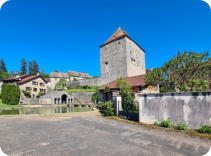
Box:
[50,71,92,90]
[2,74,48,99]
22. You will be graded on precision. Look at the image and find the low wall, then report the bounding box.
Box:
[71,91,95,105]
[68,77,113,87]
[138,92,211,129]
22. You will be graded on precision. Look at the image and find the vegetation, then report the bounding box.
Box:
[92,90,99,104]
[1,84,21,105]
[175,123,188,130]
[198,125,211,134]
[116,78,138,113]
[40,69,50,78]
[22,90,31,98]
[36,92,44,98]
[145,51,211,92]
[55,78,67,90]
[0,100,22,109]
[28,61,39,75]
[159,120,173,128]
[0,59,7,73]
[98,101,114,116]
[20,59,27,75]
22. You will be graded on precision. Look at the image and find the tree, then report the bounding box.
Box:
[54,78,67,90]
[0,72,10,79]
[0,59,7,73]
[28,61,39,75]
[1,84,20,105]
[116,78,137,112]
[28,62,34,75]
[20,59,27,75]
[40,69,50,78]
[145,51,210,92]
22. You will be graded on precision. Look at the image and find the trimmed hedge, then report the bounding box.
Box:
[1,84,20,105]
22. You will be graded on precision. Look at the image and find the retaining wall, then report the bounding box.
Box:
[138,92,211,129]
[71,91,95,105]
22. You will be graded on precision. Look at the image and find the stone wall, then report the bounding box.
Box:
[138,92,211,129]
[71,91,95,105]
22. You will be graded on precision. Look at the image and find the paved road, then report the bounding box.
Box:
[0,112,210,156]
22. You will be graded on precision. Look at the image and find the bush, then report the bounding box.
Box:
[0,93,1,99]
[36,92,44,98]
[22,90,31,98]
[98,101,114,116]
[1,84,20,105]
[154,121,160,126]
[175,124,188,130]
[92,90,98,104]
[198,125,211,134]
[160,120,172,128]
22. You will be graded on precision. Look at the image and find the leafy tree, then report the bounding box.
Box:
[20,59,27,75]
[0,59,7,73]
[28,62,34,75]
[116,78,137,112]
[1,84,20,105]
[54,78,67,90]
[40,69,50,78]
[145,51,210,92]
[0,72,10,79]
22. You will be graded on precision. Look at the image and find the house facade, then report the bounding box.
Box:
[50,71,92,89]
[2,74,47,99]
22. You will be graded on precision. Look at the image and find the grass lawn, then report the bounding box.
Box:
[0,100,23,109]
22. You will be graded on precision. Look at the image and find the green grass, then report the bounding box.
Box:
[0,100,23,109]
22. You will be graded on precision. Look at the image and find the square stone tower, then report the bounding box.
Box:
[100,27,146,82]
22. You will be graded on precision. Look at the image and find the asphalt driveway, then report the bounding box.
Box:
[0,112,210,156]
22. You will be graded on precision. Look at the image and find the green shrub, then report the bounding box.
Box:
[92,90,98,104]
[0,93,1,99]
[98,101,114,116]
[175,123,188,130]
[83,85,91,89]
[198,125,211,134]
[1,84,20,105]
[22,90,31,98]
[154,121,160,126]
[36,92,44,98]
[160,120,172,128]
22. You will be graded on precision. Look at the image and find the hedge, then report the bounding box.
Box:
[1,84,21,105]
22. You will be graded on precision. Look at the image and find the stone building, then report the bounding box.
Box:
[2,74,48,99]
[69,27,147,87]
[50,71,92,89]
[39,91,74,105]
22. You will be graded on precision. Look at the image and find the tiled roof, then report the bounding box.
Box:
[104,27,129,45]
[44,78,51,82]
[98,74,147,90]
[17,75,47,84]
[3,75,28,81]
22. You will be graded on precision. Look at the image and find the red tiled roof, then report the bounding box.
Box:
[104,27,128,45]
[44,78,50,82]
[3,75,27,81]
[98,74,147,90]
[17,75,47,84]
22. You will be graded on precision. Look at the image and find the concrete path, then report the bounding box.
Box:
[0,111,210,156]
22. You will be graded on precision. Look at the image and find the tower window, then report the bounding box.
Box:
[105,62,108,65]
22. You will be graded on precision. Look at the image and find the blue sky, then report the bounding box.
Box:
[0,0,211,76]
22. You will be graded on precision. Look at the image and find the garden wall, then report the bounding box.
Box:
[138,92,211,129]
[71,91,94,105]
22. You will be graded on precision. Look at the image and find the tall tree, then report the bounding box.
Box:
[0,59,7,73]
[28,61,39,75]
[20,59,27,75]
[32,61,39,74]
[28,62,34,75]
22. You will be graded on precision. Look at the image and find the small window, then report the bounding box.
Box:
[32,81,38,86]
[40,82,45,86]
[26,87,31,91]
[105,62,108,65]
[33,88,37,92]
[131,58,136,65]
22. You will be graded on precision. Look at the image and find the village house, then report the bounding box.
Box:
[50,71,92,89]
[2,74,48,99]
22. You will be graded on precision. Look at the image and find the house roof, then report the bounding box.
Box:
[100,27,145,52]
[44,78,51,82]
[3,75,28,82]
[98,74,147,90]
[51,71,92,79]
[17,75,47,85]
